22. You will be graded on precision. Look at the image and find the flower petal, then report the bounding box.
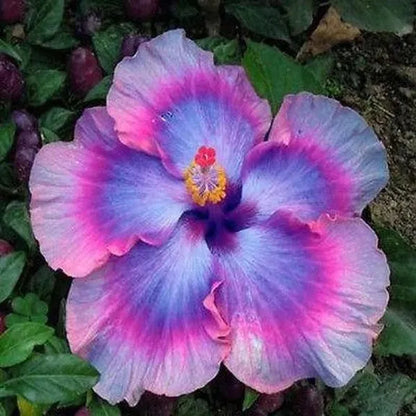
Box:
[238,141,352,223]
[215,213,389,392]
[30,107,190,278]
[246,93,387,221]
[66,217,230,404]
[107,29,271,184]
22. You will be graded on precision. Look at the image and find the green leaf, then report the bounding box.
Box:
[3,201,36,250]
[14,294,47,316]
[40,128,61,144]
[332,0,414,35]
[281,0,315,35]
[84,75,112,102]
[0,354,99,404]
[0,40,24,66]
[171,0,199,20]
[44,337,69,355]
[226,3,290,42]
[10,44,32,70]
[376,309,416,356]
[4,315,28,326]
[23,47,63,72]
[36,31,78,50]
[376,228,416,297]
[8,312,47,326]
[92,24,135,74]
[213,39,241,64]
[333,367,378,402]
[0,397,15,416]
[176,396,210,416]
[0,163,17,191]
[39,107,75,136]
[0,41,31,69]
[79,0,124,17]
[334,371,416,416]
[57,394,86,409]
[6,293,48,327]
[17,396,49,416]
[197,37,241,64]
[242,387,259,411]
[242,40,323,113]
[25,70,66,107]
[306,55,334,85]
[89,396,121,416]
[0,323,53,367]
[0,370,7,383]
[27,0,65,44]
[327,402,351,416]
[0,123,15,162]
[0,252,26,303]
[26,265,56,303]
[375,227,416,356]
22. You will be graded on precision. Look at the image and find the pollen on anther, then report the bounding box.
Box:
[184,146,226,206]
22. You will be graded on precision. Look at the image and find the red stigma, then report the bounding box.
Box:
[194,146,216,168]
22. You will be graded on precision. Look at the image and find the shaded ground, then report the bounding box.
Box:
[333,31,416,416]
[332,31,416,245]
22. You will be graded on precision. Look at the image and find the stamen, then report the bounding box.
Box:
[184,147,226,206]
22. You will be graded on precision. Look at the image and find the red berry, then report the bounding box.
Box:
[68,47,103,97]
[12,110,38,132]
[0,0,25,24]
[0,313,6,335]
[0,240,13,256]
[0,54,24,102]
[13,124,40,183]
[16,129,40,148]
[14,139,39,183]
[74,407,90,416]
[124,0,159,21]
[121,34,150,57]
[253,393,284,414]
[293,386,324,416]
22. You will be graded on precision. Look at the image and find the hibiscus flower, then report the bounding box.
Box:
[29,29,389,405]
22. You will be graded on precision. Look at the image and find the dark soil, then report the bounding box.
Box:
[332,31,416,245]
[332,31,416,416]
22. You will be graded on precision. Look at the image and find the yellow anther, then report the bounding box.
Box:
[184,162,227,206]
